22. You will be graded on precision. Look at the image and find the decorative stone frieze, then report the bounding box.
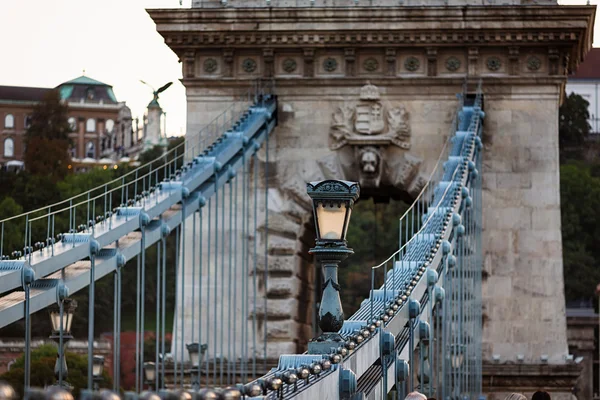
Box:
[508,46,520,75]
[203,58,218,74]
[468,47,479,76]
[486,56,502,72]
[526,56,542,72]
[263,48,274,77]
[184,51,196,78]
[445,56,461,72]
[281,58,297,73]
[385,48,396,77]
[363,57,379,73]
[223,49,234,77]
[344,48,356,76]
[322,57,339,73]
[426,47,438,76]
[242,57,258,73]
[404,56,420,72]
[303,48,315,77]
[549,47,560,75]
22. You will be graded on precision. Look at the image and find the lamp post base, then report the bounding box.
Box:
[308,333,345,354]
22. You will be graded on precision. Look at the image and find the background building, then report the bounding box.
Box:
[567,47,600,135]
[0,75,143,171]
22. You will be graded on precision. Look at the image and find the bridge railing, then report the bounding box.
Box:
[0,79,274,296]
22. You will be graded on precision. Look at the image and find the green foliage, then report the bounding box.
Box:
[139,146,165,165]
[24,90,72,181]
[341,198,408,315]
[0,197,23,255]
[560,162,600,301]
[0,344,112,398]
[559,93,591,161]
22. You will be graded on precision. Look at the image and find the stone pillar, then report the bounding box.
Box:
[482,83,568,365]
[145,104,162,149]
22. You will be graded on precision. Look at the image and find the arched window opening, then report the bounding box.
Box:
[4,138,14,157]
[86,118,96,133]
[86,141,95,158]
[68,117,77,131]
[4,114,14,129]
[105,119,114,133]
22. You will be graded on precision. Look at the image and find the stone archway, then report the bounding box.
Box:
[254,82,435,359]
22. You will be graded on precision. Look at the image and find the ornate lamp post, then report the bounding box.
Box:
[143,362,157,391]
[92,355,105,390]
[306,180,360,354]
[49,297,77,389]
[186,343,207,389]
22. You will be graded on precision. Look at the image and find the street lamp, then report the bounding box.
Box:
[187,343,207,389]
[143,362,156,391]
[49,298,77,389]
[92,355,105,390]
[306,180,360,354]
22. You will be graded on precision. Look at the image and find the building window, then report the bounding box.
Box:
[4,114,14,129]
[69,146,76,158]
[4,138,14,157]
[105,119,114,133]
[24,115,32,129]
[86,118,96,133]
[68,117,77,131]
[86,141,95,158]
[86,87,95,100]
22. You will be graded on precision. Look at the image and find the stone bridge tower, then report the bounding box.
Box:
[149,2,595,396]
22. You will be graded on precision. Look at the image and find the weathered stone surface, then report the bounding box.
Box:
[254,298,299,320]
[154,4,594,397]
[267,277,299,298]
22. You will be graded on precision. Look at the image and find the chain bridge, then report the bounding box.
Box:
[0,1,596,399]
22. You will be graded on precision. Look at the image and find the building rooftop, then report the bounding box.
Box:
[0,85,49,103]
[59,75,110,87]
[571,47,600,80]
[0,75,118,105]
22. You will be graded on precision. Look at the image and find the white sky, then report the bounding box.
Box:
[0,0,192,137]
[0,0,597,138]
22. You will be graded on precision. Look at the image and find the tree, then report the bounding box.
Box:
[24,90,72,181]
[560,162,600,301]
[0,344,111,398]
[559,93,591,149]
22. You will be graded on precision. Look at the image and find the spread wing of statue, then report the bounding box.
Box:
[140,80,173,102]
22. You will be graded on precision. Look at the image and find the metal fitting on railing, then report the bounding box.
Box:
[381,331,395,356]
[339,368,357,399]
[396,359,409,382]
[408,299,420,319]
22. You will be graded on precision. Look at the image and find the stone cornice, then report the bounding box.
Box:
[148,6,594,27]
[149,5,595,72]
[181,76,567,89]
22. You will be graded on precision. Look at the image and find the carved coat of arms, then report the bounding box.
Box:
[329,83,411,188]
[330,82,410,151]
